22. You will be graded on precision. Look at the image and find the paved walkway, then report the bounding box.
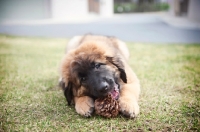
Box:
[0,12,200,43]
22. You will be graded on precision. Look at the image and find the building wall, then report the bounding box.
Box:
[0,0,113,21]
[169,0,200,22]
[51,0,88,19]
[99,0,113,16]
[0,0,50,20]
[188,0,200,22]
[169,0,181,16]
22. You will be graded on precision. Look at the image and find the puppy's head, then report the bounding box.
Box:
[61,44,127,105]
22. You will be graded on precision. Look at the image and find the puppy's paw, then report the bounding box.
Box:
[119,97,139,118]
[75,96,94,117]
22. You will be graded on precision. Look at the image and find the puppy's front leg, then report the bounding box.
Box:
[74,96,94,117]
[119,83,140,118]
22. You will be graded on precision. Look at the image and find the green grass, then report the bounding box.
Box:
[0,35,200,131]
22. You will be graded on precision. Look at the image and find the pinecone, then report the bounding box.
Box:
[94,94,120,118]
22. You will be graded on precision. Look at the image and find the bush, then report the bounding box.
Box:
[114,2,169,13]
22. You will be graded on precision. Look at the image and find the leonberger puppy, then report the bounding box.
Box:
[59,35,140,118]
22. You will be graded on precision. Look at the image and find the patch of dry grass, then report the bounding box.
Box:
[0,35,199,131]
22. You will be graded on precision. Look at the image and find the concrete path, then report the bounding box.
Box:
[0,12,200,43]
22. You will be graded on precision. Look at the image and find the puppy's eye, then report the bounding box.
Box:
[91,62,105,69]
[80,77,86,81]
[79,73,87,82]
[95,64,100,69]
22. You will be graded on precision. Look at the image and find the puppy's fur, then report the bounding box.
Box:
[59,35,140,118]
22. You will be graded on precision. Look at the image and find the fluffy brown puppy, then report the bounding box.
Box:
[59,35,140,118]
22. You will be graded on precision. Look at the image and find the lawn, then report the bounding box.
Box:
[0,35,199,131]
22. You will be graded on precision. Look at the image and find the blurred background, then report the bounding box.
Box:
[0,0,200,43]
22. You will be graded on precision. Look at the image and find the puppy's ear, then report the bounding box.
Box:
[106,56,127,83]
[63,81,74,105]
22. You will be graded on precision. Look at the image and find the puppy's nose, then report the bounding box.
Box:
[99,81,109,92]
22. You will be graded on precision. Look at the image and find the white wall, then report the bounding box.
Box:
[99,0,113,17]
[51,0,88,19]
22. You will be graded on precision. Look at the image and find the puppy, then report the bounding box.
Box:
[59,35,140,118]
